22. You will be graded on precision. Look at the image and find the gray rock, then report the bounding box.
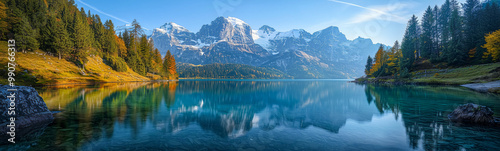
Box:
[461,80,500,93]
[0,85,54,141]
[448,103,497,125]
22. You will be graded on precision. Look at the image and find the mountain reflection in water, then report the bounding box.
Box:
[3,80,499,150]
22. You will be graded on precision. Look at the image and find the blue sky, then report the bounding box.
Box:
[75,0,466,45]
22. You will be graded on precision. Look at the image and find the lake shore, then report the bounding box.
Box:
[0,41,178,87]
[353,63,500,94]
[462,81,500,93]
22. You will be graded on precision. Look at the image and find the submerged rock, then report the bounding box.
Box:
[448,103,497,125]
[0,85,54,143]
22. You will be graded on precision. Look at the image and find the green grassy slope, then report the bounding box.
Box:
[412,63,500,85]
[0,41,149,86]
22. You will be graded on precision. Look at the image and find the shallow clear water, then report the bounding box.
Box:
[3,79,500,150]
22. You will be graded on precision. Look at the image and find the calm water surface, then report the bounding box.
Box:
[3,79,500,150]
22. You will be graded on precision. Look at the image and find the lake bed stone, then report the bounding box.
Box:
[448,103,498,125]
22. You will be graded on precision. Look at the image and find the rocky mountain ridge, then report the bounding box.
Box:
[149,17,383,78]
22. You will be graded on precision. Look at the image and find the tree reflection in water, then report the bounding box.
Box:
[364,84,500,150]
[5,80,499,150]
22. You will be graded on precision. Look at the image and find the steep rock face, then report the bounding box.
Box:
[0,85,54,143]
[150,22,201,60]
[269,29,312,54]
[150,17,266,66]
[254,25,380,78]
[150,17,383,78]
[197,17,254,45]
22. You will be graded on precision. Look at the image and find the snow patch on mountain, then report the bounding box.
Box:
[148,17,383,78]
[275,29,304,39]
[252,29,277,52]
[226,17,247,28]
[158,22,189,33]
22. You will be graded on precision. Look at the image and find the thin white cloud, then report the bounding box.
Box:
[76,0,151,30]
[328,0,409,24]
[77,0,130,24]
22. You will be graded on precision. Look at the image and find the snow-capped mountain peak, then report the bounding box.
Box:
[149,17,382,78]
[252,25,278,51]
[253,25,277,39]
[259,25,276,34]
[226,17,247,28]
[275,29,308,39]
[156,22,189,34]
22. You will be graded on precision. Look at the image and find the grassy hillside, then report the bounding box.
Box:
[356,62,500,85]
[178,63,292,79]
[0,41,149,86]
[412,63,500,85]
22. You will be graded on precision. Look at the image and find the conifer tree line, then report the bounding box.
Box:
[0,0,177,79]
[365,0,500,78]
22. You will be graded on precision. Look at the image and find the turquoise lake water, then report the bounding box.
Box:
[2,79,500,150]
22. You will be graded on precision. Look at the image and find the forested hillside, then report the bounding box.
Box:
[178,63,292,79]
[364,0,500,79]
[0,0,177,81]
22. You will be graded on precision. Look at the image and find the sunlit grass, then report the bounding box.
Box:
[0,41,149,85]
[413,63,500,85]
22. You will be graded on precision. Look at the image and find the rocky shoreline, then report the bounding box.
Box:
[461,80,500,93]
[353,78,500,94]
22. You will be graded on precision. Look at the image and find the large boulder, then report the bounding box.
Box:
[448,103,497,125]
[0,85,54,143]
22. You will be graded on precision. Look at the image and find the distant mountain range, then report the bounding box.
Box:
[177,63,292,79]
[148,17,383,79]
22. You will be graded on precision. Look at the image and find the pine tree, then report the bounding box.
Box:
[365,56,373,76]
[134,54,146,75]
[72,12,91,67]
[54,21,72,60]
[421,6,435,59]
[46,15,71,59]
[139,35,151,71]
[463,0,481,57]
[91,14,105,51]
[28,0,48,30]
[401,15,420,70]
[432,5,441,62]
[439,0,452,61]
[104,20,117,56]
[35,0,50,51]
[130,19,144,40]
[127,47,145,75]
[14,17,39,52]
[447,5,465,65]
[27,0,47,50]
[61,1,75,36]
[151,48,163,74]
[478,1,500,63]
[122,29,131,49]
[126,48,138,71]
